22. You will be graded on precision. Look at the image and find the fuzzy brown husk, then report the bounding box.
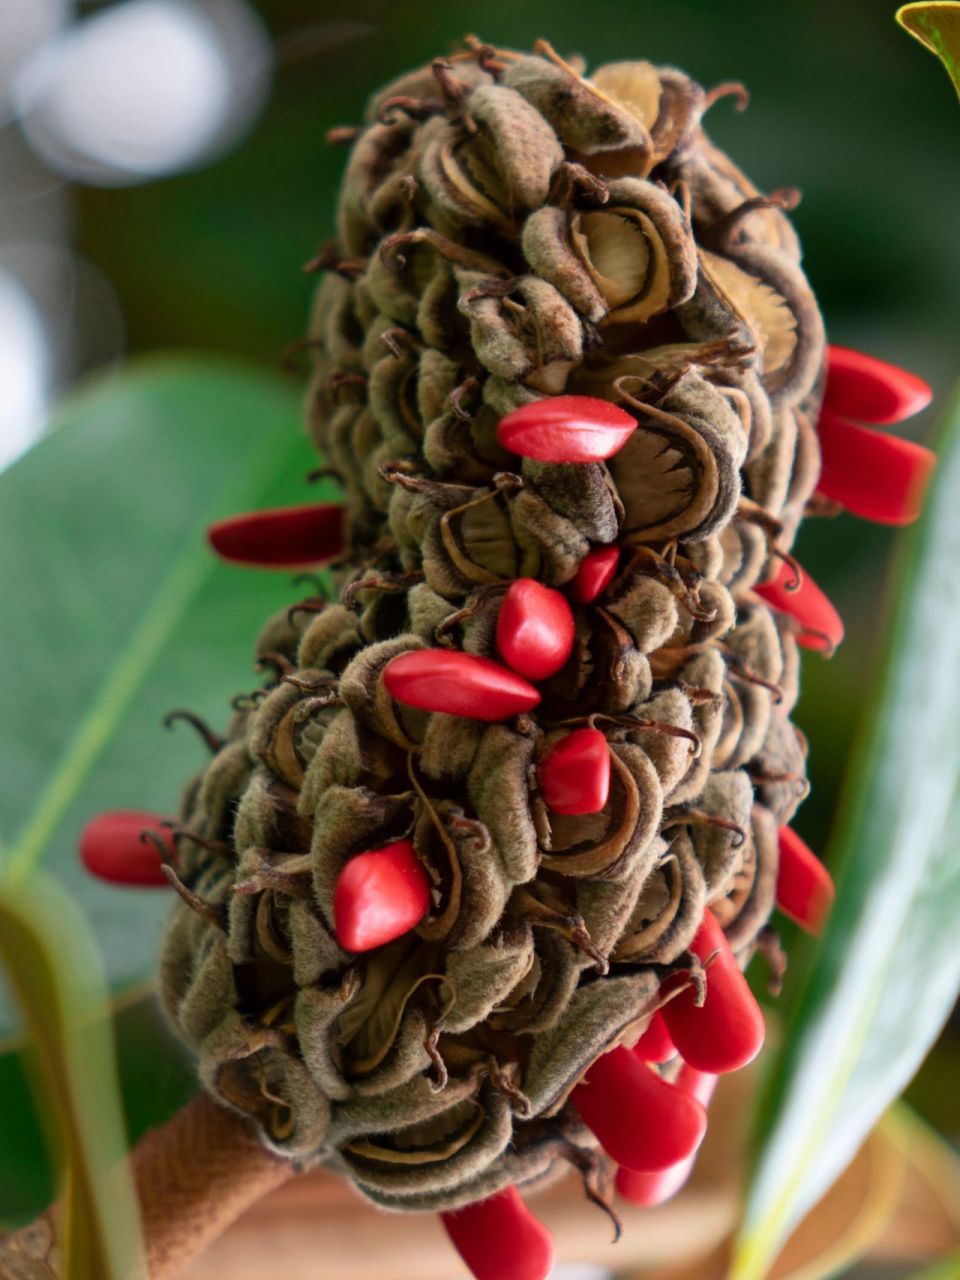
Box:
[159,40,824,1216]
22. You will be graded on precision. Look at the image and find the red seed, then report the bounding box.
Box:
[333,839,431,953]
[496,579,575,680]
[496,395,637,463]
[615,1066,718,1206]
[816,407,936,526]
[441,1186,555,1280]
[660,910,766,1074]
[573,1046,708,1172]
[207,503,346,568]
[570,546,620,603]
[825,345,932,426]
[537,728,611,815]
[776,826,835,935]
[755,561,844,653]
[633,1010,676,1064]
[674,1062,718,1109]
[79,810,174,886]
[383,650,541,721]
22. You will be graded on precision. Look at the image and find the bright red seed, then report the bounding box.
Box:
[816,407,936,526]
[206,503,346,568]
[441,1186,555,1280]
[537,728,611,815]
[79,810,174,886]
[496,579,575,680]
[496,395,637,463]
[754,561,844,653]
[570,546,620,604]
[615,1066,718,1206]
[573,1046,708,1172]
[633,1010,676,1064]
[674,1062,718,1109]
[383,650,541,721]
[660,910,765,1074]
[333,839,431,953]
[776,825,835,935]
[825,346,933,426]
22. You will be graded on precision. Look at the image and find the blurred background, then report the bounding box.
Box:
[0,0,957,1272]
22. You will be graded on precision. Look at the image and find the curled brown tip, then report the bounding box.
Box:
[326,124,362,145]
[703,80,750,112]
[163,709,225,755]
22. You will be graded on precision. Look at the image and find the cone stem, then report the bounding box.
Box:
[0,1094,294,1280]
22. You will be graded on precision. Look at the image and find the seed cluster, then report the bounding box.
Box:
[159,41,825,1217]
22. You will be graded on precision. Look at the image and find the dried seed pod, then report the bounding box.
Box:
[608,372,747,544]
[503,52,656,160]
[524,177,697,328]
[458,275,584,393]
[672,134,802,260]
[140,35,894,1268]
[586,62,706,171]
[461,82,564,209]
[569,178,698,325]
[504,53,705,176]
[699,244,824,407]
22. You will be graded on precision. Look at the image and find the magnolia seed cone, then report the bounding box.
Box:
[159,41,824,1219]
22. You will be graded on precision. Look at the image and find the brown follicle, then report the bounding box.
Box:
[159,35,825,1217]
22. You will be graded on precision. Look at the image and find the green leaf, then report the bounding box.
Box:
[733,389,960,1278]
[897,2,960,99]
[0,356,332,1037]
[908,1249,960,1280]
[0,987,197,1228]
[0,874,143,1279]
[0,356,332,1220]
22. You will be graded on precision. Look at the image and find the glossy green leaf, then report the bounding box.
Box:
[0,356,332,1038]
[734,389,960,1279]
[0,874,143,1279]
[897,3,960,99]
[0,356,333,1220]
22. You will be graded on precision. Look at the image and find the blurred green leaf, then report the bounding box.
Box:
[0,874,143,1279]
[0,988,197,1227]
[897,3,960,99]
[0,356,334,1220]
[733,389,960,1279]
[908,1249,960,1279]
[0,355,331,1042]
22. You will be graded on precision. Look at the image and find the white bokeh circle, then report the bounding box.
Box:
[13,0,271,186]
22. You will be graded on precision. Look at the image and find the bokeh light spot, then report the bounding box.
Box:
[13,0,271,186]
